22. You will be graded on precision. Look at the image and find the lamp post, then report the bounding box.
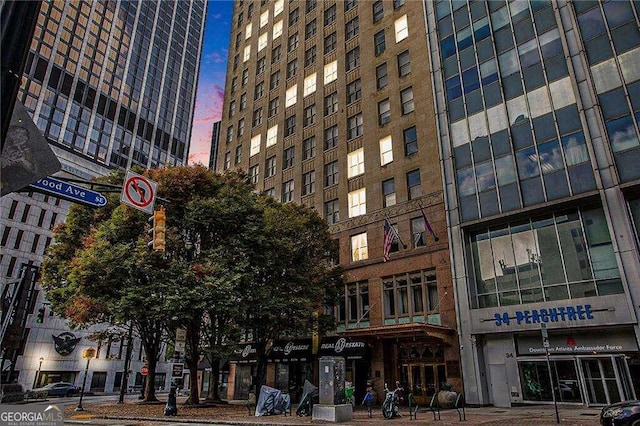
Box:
[75,347,96,412]
[33,357,44,389]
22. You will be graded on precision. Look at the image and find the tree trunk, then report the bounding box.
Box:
[139,320,161,402]
[184,318,201,405]
[144,359,158,402]
[205,358,221,401]
[256,351,268,391]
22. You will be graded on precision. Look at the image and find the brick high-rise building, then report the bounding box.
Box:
[0,0,206,393]
[215,0,460,405]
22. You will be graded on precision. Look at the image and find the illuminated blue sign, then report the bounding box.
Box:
[493,304,594,326]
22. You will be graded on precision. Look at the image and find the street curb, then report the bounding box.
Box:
[68,415,312,426]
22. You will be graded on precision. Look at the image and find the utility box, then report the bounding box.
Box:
[319,356,346,405]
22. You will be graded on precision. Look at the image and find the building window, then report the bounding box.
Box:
[351,232,368,261]
[325,199,339,225]
[285,115,297,137]
[378,99,391,126]
[274,0,283,16]
[250,134,261,156]
[286,85,297,107]
[288,33,299,53]
[325,161,339,187]
[348,113,363,139]
[383,271,436,319]
[346,47,360,71]
[273,20,283,39]
[303,171,316,195]
[258,33,268,51]
[260,10,269,28]
[306,0,317,13]
[235,32,242,50]
[380,135,393,165]
[265,156,276,177]
[324,92,338,116]
[233,54,239,71]
[289,7,299,25]
[395,15,408,42]
[324,61,338,84]
[303,104,316,127]
[303,73,317,96]
[305,46,317,66]
[245,22,253,39]
[237,118,245,136]
[404,125,418,155]
[406,169,421,200]
[257,57,266,74]
[270,71,280,90]
[376,63,388,89]
[240,93,247,110]
[282,180,294,203]
[342,281,369,324]
[224,152,231,170]
[283,146,295,169]
[373,1,384,23]
[345,0,357,12]
[231,76,238,93]
[243,45,251,62]
[268,97,279,117]
[346,79,361,104]
[229,100,236,118]
[324,4,336,25]
[252,108,263,127]
[287,58,298,79]
[324,32,337,54]
[346,17,359,40]
[400,87,414,114]
[348,188,366,217]
[242,68,249,85]
[249,165,259,184]
[254,82,264,100]
[266,124,278,147]
[235,145,242,164]
[271,45,281,63]
[411,216,426,247]
[303,136,316,160]
[305,19,317,39]
[325,125,338,150]
[226,126,234,143]
[397,50,411,76]
[383,178,396,207]
[347,148,365,178]
[374,30,386,55]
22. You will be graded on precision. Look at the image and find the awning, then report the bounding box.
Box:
[267,339,312,363]
[340,322,456,345]
[317,336,369,360]
[229,342,262,364]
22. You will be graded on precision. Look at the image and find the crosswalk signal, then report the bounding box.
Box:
[36,306,45,324]
[152,209,166,252]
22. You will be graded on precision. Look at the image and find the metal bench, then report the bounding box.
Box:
[428,393,466,421]
[407,393,419,420]
[246,391,256,415]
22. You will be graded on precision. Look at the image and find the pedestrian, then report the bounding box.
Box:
[164,385,178,416]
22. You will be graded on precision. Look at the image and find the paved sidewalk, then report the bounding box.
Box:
[64,398,603,426]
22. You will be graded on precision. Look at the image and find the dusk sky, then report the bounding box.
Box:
[188,1,234,166]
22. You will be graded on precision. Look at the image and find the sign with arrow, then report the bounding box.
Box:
[121,170,157,213]
[30,176,107,207]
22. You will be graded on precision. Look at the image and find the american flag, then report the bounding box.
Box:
[383,218,396,262]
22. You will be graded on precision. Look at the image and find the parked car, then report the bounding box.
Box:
[32,382,79,397]
[600,400,640,426]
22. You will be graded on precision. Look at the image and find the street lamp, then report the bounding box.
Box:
[33,357,44,389]
[75,347,96,412]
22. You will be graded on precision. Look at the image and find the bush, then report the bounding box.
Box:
[1,383,25,403]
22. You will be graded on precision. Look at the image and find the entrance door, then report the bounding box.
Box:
[581,358,625,406]
[402,363,445,406]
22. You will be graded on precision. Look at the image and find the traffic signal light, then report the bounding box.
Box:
[36,306,45,324]
[151,209,166,251]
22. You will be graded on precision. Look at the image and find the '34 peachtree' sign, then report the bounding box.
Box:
[493,304,594,326]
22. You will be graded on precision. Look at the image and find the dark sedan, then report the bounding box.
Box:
[32,382,79,397]
[600,400,640,426]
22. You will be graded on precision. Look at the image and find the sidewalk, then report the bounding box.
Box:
[64,397,603,426]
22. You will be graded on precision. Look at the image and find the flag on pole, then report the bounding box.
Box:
[383,218,396,262]
[419,205,439,242]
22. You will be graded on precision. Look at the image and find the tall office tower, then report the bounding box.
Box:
[424,0,640,407]
[215,0,460,405]
[209,121,221,169]
[0,0,206,392]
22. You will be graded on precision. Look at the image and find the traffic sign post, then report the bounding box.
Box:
[172,363,184,378]
[121,171,157,214]
[541,324,559,424]
[30,176,107,207]
[141,365,148,376]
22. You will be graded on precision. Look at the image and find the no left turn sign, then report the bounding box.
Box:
[121,170,157,214]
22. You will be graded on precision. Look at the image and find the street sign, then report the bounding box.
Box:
[121,171,157,213]
[541,323,550,348]
[30,176,107,207]
[172,363,184,378]
[141,365,148,376]
[175,341,186,353]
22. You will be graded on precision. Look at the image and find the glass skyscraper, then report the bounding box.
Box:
[425,0,640,407]
[0,0,206,392]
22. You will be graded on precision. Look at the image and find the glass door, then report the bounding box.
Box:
[401,363,445,406]
[581,358,621,405]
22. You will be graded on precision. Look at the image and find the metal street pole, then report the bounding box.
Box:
[118,323,134,403]
[75,348,96,412]
[32,357,43,389]
[541,324,559,424]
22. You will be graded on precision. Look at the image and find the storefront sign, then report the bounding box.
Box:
[267,339,312,362]
[317,336,368,360]
[229,343,261,364]
[493,304,594,326]
[516,330,638,355]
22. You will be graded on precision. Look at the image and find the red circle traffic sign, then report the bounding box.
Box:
[141,365,148,376]
[123,176,155,208]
